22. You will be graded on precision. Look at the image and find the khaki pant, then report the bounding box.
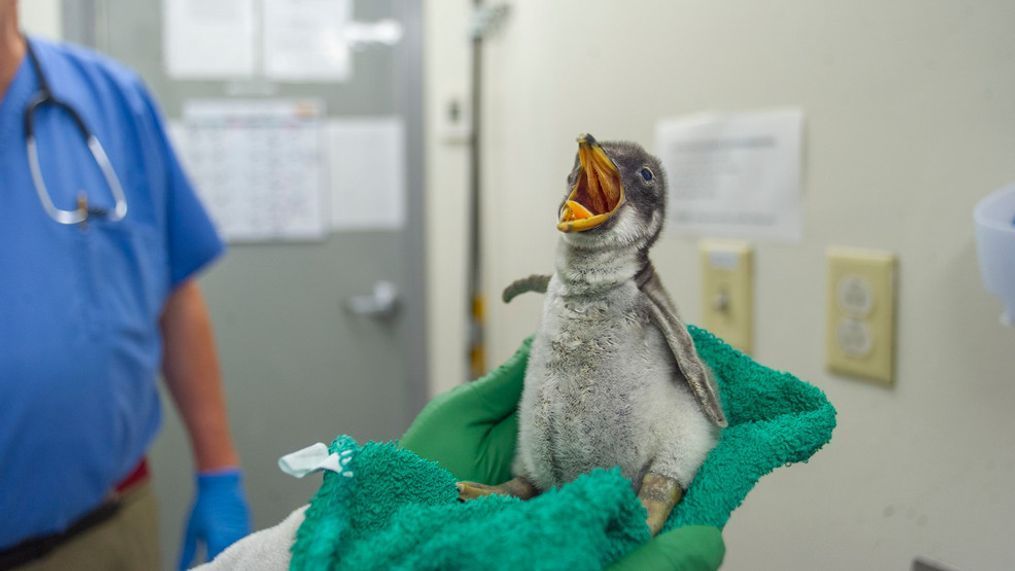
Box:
[18,482,160,571]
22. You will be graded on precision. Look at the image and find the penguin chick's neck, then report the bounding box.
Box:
[554,240,647,297]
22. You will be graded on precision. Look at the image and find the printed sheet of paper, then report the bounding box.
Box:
[327,118,406,231]
[163,0,256,79]
[174,100,328,242]
[655,109,804,241]
[262,0,353,82]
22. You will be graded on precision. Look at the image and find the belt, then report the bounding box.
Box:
[0,458,149,570]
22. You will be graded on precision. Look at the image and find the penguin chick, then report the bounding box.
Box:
[458,135,727,536]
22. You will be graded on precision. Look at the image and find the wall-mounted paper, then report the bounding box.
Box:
[262,0,352,82]
[163,0,256,79]
[327,118,406,231]
[655,109,804,242]
[173,100,328,242]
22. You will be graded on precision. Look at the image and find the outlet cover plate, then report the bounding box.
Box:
[826,247,897,384]
[700,240,754,353]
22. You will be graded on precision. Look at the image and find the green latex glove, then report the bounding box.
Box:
[401,338,725,571]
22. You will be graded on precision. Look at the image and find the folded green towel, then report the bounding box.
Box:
[668,326,837,530]
[291,437,651,570]
[291,326,836,569]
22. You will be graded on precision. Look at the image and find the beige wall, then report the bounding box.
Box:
[424,0,472,394]
[426,0,1015,569]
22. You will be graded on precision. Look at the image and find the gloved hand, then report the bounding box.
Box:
[178,468,252,570]
[401,338,725,571]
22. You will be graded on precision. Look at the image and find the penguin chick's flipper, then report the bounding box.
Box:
[638,472,684,536]
[640,272,728,427]
[457,476,540,501]
[502,275,552,303]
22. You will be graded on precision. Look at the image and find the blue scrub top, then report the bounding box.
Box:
[0,38,224,548]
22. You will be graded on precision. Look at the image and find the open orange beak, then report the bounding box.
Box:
[557,134,625,232]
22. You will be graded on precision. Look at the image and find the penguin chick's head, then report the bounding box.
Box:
[557,134,666,250]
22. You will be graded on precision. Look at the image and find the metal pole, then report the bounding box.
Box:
[466,0,486,380]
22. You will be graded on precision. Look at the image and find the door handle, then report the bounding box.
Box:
[345,281,400,319]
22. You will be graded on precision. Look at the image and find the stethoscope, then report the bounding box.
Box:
[23,37,127,225]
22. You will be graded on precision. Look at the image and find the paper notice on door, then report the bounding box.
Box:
[655,109,804,242]
[327,118,406,231]
[262,0,353,82]
[174,99,328,242]
[163,0,257,78]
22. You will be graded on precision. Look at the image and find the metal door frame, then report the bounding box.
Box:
[393,0,428,415]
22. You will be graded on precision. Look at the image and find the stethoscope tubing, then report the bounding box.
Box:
[23,35,128,225]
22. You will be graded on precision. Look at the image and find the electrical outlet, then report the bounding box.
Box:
[826,247,897,384]
[700,240,753,353]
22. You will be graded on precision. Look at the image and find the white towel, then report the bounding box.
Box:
[192,505,307,570]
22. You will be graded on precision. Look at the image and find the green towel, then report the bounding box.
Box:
[291,437,650,570]
[668,326,837,529]
[291,326,836,569]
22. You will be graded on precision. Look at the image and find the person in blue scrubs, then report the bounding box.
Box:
[0,2,251,569]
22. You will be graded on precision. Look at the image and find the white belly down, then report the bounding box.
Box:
[514,292,718,491]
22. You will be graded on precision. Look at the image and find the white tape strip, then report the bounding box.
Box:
[278,442,345,478]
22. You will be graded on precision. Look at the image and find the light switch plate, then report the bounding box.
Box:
[700,240,754,353]
[826,247,897,384]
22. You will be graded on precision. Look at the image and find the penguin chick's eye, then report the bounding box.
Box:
[639,167,654,183]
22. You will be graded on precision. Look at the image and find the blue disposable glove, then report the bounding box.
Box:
[178,468,252,570]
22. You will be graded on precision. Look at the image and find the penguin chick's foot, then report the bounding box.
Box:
[638,472,684,536]
[457,476,539,502]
